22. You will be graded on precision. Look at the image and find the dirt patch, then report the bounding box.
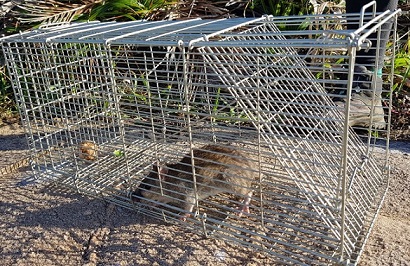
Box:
[0,170,275,265]
[359,151,410,266]
[1,123,409,265]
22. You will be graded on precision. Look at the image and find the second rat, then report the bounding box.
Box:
[132,144,257,220]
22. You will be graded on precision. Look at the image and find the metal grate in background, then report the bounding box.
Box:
[1,5,400,265]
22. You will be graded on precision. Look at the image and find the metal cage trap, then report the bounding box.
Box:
[1,4,400,265]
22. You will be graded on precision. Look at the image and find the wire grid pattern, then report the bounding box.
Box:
[1,9,399,265]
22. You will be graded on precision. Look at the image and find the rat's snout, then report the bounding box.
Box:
[131,180,152,202]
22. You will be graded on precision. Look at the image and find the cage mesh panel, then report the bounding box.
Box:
[195,19,389,258]
[1,11,398,265]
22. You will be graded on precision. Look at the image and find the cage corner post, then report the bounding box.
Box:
[338,42,358,263]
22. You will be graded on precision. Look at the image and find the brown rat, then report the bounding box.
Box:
[132,144,256,220]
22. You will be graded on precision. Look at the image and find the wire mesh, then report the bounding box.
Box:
[1,6,400,265]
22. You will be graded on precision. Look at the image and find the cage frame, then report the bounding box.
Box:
[1,3,401,265]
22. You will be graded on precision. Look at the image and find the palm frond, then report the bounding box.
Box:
[161,0,253,20]
[87,0,178,21]
[12,0,100,24]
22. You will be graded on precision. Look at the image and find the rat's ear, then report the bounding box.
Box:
[152,162,168,181]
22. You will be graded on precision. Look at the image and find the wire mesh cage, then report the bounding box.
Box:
[1,4,400,265]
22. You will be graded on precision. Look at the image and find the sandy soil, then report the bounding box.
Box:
[1,123,409,265]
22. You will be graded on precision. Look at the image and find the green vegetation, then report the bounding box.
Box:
[252,0,314,16]
[386,33,410,131]
[80,0,177,21]
[1,0,409,133]
[391,36,410,92]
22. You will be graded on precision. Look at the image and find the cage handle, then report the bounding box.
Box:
[359,1,377,27]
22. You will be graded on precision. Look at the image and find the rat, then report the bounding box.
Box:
[132,144,256,221]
